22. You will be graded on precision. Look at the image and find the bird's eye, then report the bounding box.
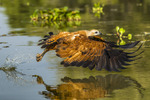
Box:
[95,31,98,34]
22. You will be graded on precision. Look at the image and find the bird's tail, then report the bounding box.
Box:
[38,32,56,49]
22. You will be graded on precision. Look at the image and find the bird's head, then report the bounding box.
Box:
[86,29,102,37]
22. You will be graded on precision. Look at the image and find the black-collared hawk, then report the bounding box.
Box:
[36,29,142,71]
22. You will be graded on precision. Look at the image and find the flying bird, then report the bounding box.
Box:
[36,29,142,71]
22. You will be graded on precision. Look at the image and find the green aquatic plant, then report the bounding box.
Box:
[92,2,104,18]
[30,6,81,22]
[115,26,133,45]
[30,7,81,30]
[30,9,39,21]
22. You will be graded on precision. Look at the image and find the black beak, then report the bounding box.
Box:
[99,32,102,35]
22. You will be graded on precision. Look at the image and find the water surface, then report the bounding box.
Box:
[0,0,150,100]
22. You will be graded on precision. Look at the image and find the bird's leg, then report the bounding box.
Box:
[36,49,49,62]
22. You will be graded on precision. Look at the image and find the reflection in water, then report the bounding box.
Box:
[0,66,27,84]
[33,74,145,100]
[0,7,11,35]
[31,20,81,31]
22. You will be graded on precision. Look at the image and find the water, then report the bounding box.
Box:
[0,0,150,100]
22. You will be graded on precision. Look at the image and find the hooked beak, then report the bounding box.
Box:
[99,32,102,35]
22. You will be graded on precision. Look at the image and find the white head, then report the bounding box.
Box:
[86,29,102,37]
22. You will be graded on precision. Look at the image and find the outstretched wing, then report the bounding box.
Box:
[56,36,142,71]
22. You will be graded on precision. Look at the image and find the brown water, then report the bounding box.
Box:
[0,0,150,100]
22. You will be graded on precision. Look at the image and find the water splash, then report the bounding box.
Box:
[0,54,36,85]
[2,53,34,67]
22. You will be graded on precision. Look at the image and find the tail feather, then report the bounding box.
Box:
[38,32,55,48]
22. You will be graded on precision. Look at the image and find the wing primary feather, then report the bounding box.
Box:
[88,63,95,70]
[95,47,105,71]
[82,60,92,68]
[126,50,144,58]
[87,44,99,70]
[102,54,112,71]
[113,58,122,71]
[104,49,120,71]
[117,41,140,49]
[106,56,110,70]
[70,61,77,66]
[88,55,98,70]
[82,58,94,68]
[95,56,103,71]
[109,58,114,71]
[118,57,130,66]
[117,60,127,69]
[63,62,70,67]
[70,55,83,66]
[106,41,140,49]
[87,57,96,70]
[121,55,134,62]
[110,58,120,72]
[76,61,84,67]
[126,44,143,54]
[121,53,143,62]
[104,54,111,71]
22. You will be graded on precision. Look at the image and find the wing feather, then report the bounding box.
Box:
[55,35,142,71]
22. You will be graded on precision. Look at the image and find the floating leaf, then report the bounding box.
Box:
[119,40,126,45]
[74,14,81,21]
[128,34,132,40]
[62,6,68,12]
[92,8,97,13]
[119,28,125,35]
[26,2,30,6]
[93,2,104,17]
[74,21,81,26]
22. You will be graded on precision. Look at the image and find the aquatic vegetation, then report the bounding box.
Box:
[30,7,81,21]
[116,26,132,45]
[92,2,104,18]
[30,6,81,29]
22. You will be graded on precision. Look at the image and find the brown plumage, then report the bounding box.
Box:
[36,30,142,71]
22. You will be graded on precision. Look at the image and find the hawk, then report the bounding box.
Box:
[36,29,142,71]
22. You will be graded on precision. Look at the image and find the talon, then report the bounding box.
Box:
[36,53,43,62]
